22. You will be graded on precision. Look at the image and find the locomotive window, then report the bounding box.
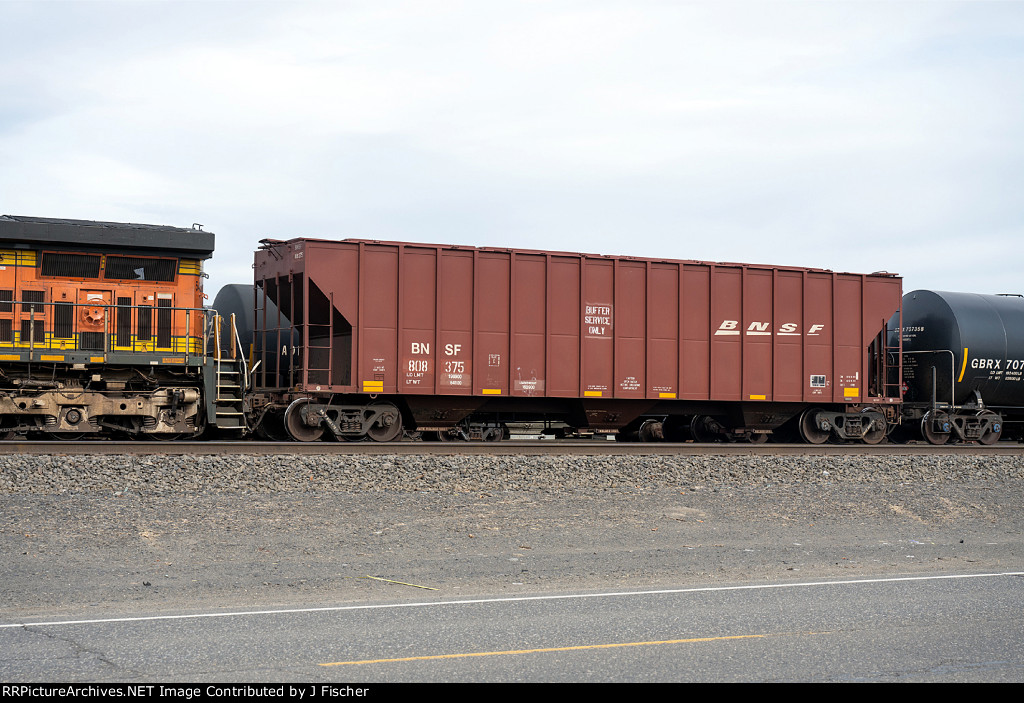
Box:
[0,290,11,313]
[104,256,177,282]
[40,252,102,279]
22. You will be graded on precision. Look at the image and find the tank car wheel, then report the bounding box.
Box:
[284,399,325,442]
[861,410,887,445]
[798,408,830,445]
[921,411,950,445]
[255,411,290,442]
[366,402,403,442]
[977,411,1003,445]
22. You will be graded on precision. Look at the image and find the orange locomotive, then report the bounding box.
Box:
[0,216,245,438]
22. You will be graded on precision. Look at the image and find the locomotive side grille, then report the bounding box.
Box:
[40,252,102,279]
[0,320,11,343]
[156,299,172,347]
[138,306,153,341]
[20,320,44,343]
[104,256,177,282]
[54,303,74,339]
[80,332,104,351]
[116,297,132,347]
[21,290,45,314]
[0,290,12,313]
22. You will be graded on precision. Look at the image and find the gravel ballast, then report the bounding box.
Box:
[2,453,1023,494]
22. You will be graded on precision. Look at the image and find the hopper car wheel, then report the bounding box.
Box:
[482,426,503,442]
[861,411,887,445]
[0,430,15,441]
[689,415,720,443]
[798,408,830,445]
[366,402,403,442]
[284,399,325,442]
[977,411,1003,445]
[920,411,950,445]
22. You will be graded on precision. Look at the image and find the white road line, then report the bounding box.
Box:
[3,571,1022,629]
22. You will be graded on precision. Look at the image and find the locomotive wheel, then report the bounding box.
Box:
[920,411,950,445]
[44,432,87,441]
[366,403,403,442]
[977,411,1003,445]
[797,408,830,445]
[148,433,190,442]
[284,399,325,442]
[861,411,887,445]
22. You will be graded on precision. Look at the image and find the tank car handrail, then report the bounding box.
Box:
[902,349,956,408]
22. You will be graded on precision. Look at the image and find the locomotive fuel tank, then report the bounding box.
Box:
[898,290,1024,409]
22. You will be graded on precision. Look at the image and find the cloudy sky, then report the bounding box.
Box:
[2,0,1022,299]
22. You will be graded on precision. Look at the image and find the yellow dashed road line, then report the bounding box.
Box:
[320,632,819,666]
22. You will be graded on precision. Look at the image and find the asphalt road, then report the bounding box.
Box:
[3,573,1022,682]
[2,481,1023,681]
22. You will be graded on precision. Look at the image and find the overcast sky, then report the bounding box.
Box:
[2,0,1022,299]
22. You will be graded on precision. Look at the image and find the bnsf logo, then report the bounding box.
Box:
[714,321,825,337]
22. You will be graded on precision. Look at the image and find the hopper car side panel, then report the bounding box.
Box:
[252,239,902,439]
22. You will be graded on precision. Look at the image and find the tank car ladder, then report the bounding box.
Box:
[210,313,248,433]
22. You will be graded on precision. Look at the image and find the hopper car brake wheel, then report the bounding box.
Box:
[284,398,325,442]
[366,402,403,442]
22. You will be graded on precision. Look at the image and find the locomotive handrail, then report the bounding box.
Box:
[0,298,212,358]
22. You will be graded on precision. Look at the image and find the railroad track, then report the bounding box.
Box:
[3,440,1023,456]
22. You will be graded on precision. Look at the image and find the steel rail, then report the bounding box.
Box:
[2,440,1023,456]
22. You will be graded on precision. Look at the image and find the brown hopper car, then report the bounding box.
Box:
[250,238,904,444]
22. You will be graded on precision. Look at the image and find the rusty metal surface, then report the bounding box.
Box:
[3,440,1022,456]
